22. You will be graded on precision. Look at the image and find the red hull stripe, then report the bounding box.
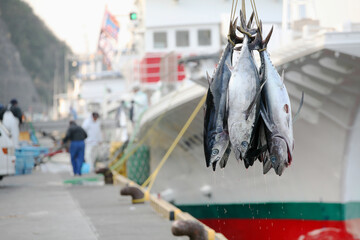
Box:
[200,218,360,240]
[177,202,360,221]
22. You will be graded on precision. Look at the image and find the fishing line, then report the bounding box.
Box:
[230,0,235,21]
[242,0,246,23]
[233,0,239,21]
[230,0,239,22]
[250,0,261,35]
[228,0,239,45]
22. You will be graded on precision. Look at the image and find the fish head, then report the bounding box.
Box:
[236,140,249,161]
[269,136,291,176]
[230,124,251,161]
[210,133,230,170]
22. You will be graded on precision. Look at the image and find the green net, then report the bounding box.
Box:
[126,145,150,185]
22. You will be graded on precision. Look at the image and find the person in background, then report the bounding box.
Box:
[0,99,23,147]
[82,112,102,172]
[129,100,135,123]
[131,85,148,124]
[62,121,87,176]
[69,105,78,120]
[0,99,23,124]
[115,101,129,142]
[9,99,23,124]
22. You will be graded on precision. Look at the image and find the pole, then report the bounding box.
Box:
[64,49,69,93]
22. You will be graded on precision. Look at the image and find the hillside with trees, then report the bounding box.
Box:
[0,0,72,108]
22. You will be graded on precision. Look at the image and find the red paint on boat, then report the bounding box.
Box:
[200,219,359,240]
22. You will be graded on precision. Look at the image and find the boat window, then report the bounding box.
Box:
[176,30,189,47]
[198,29,211,46]
[154,32,167,49]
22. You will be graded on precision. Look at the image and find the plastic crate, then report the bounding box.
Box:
[19,146,49,158]
[15,158,25,175]
[15,151,35,175]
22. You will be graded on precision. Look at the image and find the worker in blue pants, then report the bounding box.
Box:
[62,121,87,176]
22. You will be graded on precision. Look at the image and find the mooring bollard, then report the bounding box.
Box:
[120,186,146,204]
[95,167,113,184]
[172,220,210,240]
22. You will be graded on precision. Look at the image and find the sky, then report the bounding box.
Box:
[23,0,135,55]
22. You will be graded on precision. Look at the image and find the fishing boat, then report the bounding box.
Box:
[137,30,360,240]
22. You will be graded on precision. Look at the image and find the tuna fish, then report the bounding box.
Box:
[204,19,240,170]
[257,24,304,176]
[204,14,256,170]
[227,11,263,162]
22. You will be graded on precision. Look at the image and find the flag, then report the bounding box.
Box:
[102,9,120,41]
[98,8,120,70]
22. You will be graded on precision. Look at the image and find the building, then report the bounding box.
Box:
[130,0,283,97]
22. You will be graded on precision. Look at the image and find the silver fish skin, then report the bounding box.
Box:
[209,43,232,169]
[203,89,216,168]
[206,43,233,170]
[227,36,260,161]
[260,50,293,176]
[204,18,244,170]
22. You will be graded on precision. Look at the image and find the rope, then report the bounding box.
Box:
[230,0,235,22]
[242,0,246,23]
[250,0,261,35]
[228,0,239,44]
[233,0,239,21]
[258,48,267,52]
[230,0,239,22]
[141,93,207,195]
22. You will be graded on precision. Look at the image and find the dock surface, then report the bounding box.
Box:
[0,171,185,240]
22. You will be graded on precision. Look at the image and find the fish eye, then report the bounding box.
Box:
[270,156,276,163]
[241,141,248,148]
[212,149,219,156]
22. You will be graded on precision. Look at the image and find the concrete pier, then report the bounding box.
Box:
[0,171,186,240]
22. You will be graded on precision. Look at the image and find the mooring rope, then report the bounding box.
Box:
[140,93,207,198]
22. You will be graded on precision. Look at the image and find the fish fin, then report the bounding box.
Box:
[228,17,238,45]
[245,78,267,120]
[248,28,262,50]
[204,89,215,167]
[226,63,234,72]
[231,18,244,45]
[263,155,272,174]
[293,91,305,123]
[247,11,254,29]
[260,100,274,133]
[262,26,273,49]
[226,85,230,123]
[206,71,212,85]
[238,10,253,38]
[219,142,231,169]
[212,161,217,171]
[237,10,258,38]
[252,145,268,158]
[281,69,285,84]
